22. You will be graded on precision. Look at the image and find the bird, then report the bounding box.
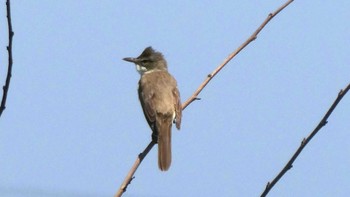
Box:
[123,47,182,171]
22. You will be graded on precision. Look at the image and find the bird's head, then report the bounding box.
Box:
[123,47,167,75]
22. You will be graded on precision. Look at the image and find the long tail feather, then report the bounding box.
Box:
[157,116,172,171]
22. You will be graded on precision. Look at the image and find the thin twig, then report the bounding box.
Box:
[261,83,350,197]
[182,0,294,110]
[115,1,294,196]
[0,0,14,117]
[115,141,156,197]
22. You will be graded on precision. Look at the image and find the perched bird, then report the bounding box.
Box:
[123,47,182,171]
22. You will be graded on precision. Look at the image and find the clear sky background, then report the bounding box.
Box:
[1,1,349,197]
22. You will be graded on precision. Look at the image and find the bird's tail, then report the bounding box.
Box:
[157,115,172,171]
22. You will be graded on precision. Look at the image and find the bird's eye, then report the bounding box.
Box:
[140,59,150,66]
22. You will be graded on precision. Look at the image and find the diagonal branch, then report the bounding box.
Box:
[0,0,14,117]
[115,1,294,196]
[115,141,156,197]
[260,82,350,197]
[182,0,294,110]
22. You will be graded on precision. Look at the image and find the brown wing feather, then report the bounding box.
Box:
[138,81,156,132]
[173,87,182,130]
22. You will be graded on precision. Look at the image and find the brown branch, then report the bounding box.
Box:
[115,141,156,197]
[261,82,350,197]
[182,0,294,110]
[115,1,294,196]
[0,0,14,117]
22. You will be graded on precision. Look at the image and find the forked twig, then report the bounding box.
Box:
[261,83,350,197]
[115,1,294,196]
[0,0,14,117]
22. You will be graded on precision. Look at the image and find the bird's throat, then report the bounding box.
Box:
[136,64,147,75]
[136,64,160,75]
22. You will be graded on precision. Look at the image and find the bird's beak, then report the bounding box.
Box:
[123,57,138,63]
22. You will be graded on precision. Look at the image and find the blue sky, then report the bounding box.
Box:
[1,1,349,197]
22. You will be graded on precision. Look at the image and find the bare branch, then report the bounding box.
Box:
[115,141,156,197]
[182,0,294,110]
[0,0,14,117]
[115,1,294,196]
[260,83,350,197]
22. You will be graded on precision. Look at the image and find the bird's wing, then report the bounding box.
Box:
[173,86,182,130]
[138,80,156,131]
